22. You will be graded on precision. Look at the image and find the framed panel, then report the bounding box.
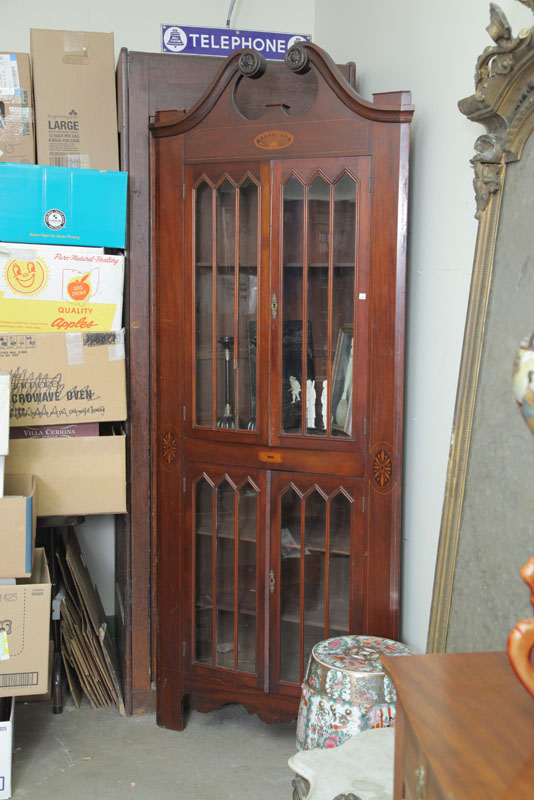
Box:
[428,5,534,653]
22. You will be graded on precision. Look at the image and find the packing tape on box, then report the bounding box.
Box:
[66,332,84,365]
[65,331,125,365]
[63,31,89,64]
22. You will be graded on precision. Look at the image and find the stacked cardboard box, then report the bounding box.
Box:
[0,53,35,165]
[30,29,119,171]
[0,30,127,737]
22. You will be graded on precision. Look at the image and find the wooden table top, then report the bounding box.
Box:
[382,651,534,799]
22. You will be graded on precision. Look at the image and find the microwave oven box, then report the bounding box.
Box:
[0,163,127,248]
[30,29,118,171]
[5,434,126,516]
[0,548,51,698]
[0,696,14,799]
[0,244,124,332]
[0,329,127,427]
[0,474,36,578]
[0,52,35,165]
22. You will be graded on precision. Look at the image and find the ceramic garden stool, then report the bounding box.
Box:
[296,635,413,751]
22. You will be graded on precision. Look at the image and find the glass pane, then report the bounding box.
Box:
[328,493,351,634]
[216,180,238,429]
[304,492,326,664]
[331,174,356,438]
[307,177,330,437]
[195,182,213,426]
[282,177,305,435]
[280,488,301,683]
[238,178,259,431]
[216,481,235,668]
[238,483,258,673]
[195,479,213,664]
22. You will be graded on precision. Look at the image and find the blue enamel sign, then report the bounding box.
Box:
[161,25,311,60]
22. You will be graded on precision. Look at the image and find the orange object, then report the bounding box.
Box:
[507,556,534,698]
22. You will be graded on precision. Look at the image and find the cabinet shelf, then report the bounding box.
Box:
[196,527,257,544]
[280,591,349,631]
[196,589,257,616]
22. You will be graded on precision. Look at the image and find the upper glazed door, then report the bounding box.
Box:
[184,161,270,444]
[270,157,371,453]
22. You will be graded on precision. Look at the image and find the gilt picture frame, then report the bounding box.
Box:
[427,2,534,653]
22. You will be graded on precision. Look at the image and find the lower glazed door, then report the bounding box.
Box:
[184,463,267,691]
[269,470,365,697]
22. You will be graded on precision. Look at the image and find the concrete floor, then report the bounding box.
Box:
[11,698,298,799]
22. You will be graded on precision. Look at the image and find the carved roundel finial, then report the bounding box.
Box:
[238,50,266,79]
[285,42,310,73]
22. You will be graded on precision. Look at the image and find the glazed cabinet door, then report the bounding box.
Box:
[268,470,365,696]
[184,162,269,442]
[270,157,371,458]
[184,463,267,687]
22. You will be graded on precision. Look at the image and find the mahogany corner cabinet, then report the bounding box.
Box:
[150,42,413,730]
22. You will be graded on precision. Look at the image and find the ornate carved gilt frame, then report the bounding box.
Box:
[427,1,534,652]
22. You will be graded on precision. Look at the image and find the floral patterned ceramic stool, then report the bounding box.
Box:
[296,634,413,750]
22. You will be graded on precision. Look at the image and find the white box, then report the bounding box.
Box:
[0,697,13,799]
[0,244,124,332]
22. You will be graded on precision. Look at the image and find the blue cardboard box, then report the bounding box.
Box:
[0,163,127,248]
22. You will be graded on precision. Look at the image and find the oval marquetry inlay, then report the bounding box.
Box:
[254,130,294,150]
[373,448,393,489]
[161,429,177,465]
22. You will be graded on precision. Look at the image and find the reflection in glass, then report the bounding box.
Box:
[216,481,235,667]
[195,182,213,426]
[331,174,356,438]
[216,180,237,426]
[329,493,351,634]
[195,478,213,664]
[238,179,259,430]
[307,177,330,437]
[282,177,305,435]
[238,483,258,673]
[304,492,325,661]
[280,487,301,683]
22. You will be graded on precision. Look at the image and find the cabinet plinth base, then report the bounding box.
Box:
[157,671,299,731]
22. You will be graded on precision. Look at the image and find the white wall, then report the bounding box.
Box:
[4,0,531,644]
[315,0,534,652]
[2,0,314,58]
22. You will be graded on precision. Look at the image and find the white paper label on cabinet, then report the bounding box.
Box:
[359,293,366,300]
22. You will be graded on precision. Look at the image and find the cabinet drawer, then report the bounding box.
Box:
[402,715,446,800]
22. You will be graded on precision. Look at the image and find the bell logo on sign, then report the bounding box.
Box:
[162,26,188,53]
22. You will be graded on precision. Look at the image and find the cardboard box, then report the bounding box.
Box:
[31,29,118,171]
[0,697,14,799]
[17,640,53,703]
[1,241,103,256]
[0,163,127,248]
[0,52,34,165]
[0,373,8,498]
[0,244,124,332]
[0,330,127,426]
[0,548,51,698]
[10,422,99,439]
[5,434,126,516]
[0,475,36,579]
